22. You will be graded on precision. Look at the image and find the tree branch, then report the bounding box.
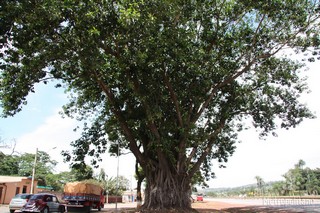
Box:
[123,68,169,171]
[188,118,226,177]
[92,72,145,165]
[191,60,255,123]
[162,70,183,127]
[248,13,266,63]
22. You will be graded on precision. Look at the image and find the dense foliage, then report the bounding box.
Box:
[1,0,319,211]
[0,151,20,175]
[0,151,58,186]
[279,160,320,196]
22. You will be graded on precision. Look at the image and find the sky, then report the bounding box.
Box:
[0,59,319,189]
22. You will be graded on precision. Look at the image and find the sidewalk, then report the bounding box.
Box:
[103,202,137,213]
[104,202,137,209]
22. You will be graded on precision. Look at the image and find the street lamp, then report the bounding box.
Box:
[115,140,120,213]
[30,147,57,194]
[106,174,109,204]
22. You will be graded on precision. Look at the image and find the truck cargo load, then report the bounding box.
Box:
[64,181,103,195]
[62,181,105,212]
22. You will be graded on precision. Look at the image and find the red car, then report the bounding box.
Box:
[196,195,204,201]
[20,193,65,213]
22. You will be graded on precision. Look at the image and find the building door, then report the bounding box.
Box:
[15,187,20,195]
[0,187,3,204]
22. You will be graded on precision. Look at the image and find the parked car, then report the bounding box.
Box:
[9,193,32,213]
[190,194,197,203]
[20,193,65,213]
[196,195,203,201]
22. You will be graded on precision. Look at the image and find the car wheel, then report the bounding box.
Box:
[41,207,49,213]
[10,210,14,213]
[85,206,92,213]
[59,205,65,213]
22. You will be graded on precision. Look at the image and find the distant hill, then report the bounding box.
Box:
[198,181,281,195]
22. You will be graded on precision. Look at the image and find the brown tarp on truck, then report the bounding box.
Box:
[63,182,103,195]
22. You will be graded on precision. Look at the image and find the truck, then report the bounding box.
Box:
[62,181,105,212]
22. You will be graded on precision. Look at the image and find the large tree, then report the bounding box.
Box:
[1,0,319,212]
[17,151,58,185]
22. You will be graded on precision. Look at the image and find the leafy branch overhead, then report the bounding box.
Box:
[1,0,319,211]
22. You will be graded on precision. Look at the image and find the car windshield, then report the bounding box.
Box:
[30,195,44,200]
[14,194,30,199]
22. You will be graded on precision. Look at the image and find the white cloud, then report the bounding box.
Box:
[210,59,320,188]
[210,118,320,188]
[12,110,80,172]
[10,109,136,183]
[98,152,136,187]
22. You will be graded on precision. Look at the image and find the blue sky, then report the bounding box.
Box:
[0,83,66,137]
[0,59,319,188]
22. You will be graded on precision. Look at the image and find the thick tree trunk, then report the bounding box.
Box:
[141,167,194,213]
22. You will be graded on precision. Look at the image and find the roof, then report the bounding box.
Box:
[37,186,53,190]
[0,176,32,183]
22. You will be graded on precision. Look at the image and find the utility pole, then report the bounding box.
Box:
[30,148,38,194]
[30,147,56,194]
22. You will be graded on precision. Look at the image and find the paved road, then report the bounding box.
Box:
[208,198,320,212]
[1,199,320,212]
[0,205,13,213]
[0,202,137,213]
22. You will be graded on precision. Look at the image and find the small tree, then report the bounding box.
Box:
[271,181,288,196]
[305,168,320,195]
[283,160,308,195]
[255,176,265,196]
[103,176,129,196]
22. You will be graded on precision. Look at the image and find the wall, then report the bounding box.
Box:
[0,177,38,204]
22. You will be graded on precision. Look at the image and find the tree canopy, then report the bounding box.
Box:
[0,150,58,186]
[1,0,319,211]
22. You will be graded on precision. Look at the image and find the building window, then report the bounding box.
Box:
[23,186,27,193]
